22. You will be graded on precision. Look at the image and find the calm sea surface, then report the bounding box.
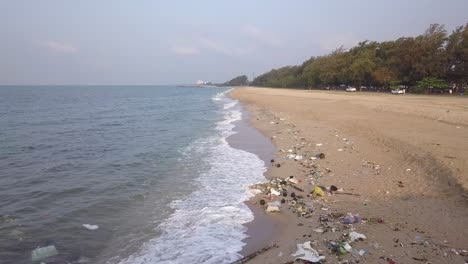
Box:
[0,86,267,264]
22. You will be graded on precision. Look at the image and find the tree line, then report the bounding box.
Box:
[248,23,467,93]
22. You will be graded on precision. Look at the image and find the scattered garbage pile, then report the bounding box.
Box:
[240,111,468,264]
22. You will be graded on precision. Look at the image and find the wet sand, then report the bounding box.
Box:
[230,87,468,264]
[226,108,277,256]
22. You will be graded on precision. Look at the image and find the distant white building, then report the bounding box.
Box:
[196,80,206,85]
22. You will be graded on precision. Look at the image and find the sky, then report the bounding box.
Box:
[1,0,467,85]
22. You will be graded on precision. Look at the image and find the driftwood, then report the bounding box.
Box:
[230,244,277,264]
[334,192,361,197]
[292,185,304,192]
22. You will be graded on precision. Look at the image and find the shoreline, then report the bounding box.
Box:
[229,87,468,263]
[225,105,278,256]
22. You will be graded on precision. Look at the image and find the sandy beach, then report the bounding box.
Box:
[230,87,468,264]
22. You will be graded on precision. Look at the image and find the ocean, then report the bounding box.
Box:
[0,86,270,264]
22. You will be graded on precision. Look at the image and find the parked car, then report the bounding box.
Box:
[346,87,357,92]
[391,89,405,94]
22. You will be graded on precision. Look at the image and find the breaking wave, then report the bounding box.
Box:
[117,90,266,263]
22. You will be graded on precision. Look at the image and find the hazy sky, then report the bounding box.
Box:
[1,0,467,85]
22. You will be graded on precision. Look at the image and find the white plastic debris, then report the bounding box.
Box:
[266,205,280,212]
[31,245,59,262]
[83,224,99,230]
[250,189,263,195]
[291,241,325,262]
[294,155,303,160]
[268,201,281,207]
[337,149,344,152]
[343,242,352,251]
[349,231,366,242]
[315,143,323,147]
[287,176,299,185]
[310,156,317,160]
[270,188,281,196]
[287,149,293,153]
[313,228,324,233]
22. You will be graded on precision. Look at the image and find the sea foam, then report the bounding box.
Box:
[117,90,266,264]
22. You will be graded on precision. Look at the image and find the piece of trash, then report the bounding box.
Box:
[310,156,317,160]
[406,168,411,171]
[83,224,99,230]
[314,228,324,233]
[265,201,281,213]
[343,214,361,224]
[231,244,277,264]
[316,153,326,159]
[291,241,325,262]
[337,149,344,152]
[31,245,59,262]
[349,231,366,242]
[342,242,352,251]
[312,186,325,197]
[250,188,262,195]
[330,185,338,192]
[287,176,299,184]
[266,205,280,212]
[259,199,266,205]
[358,249,368,256]
[294,155,303,160]
[270,188,281,196]
[315,143,323,147]
[276,164,281,168]
[380,257,397,264]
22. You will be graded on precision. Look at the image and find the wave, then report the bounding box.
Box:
[116,90,266,264]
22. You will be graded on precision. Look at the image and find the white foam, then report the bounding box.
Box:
[117,90,266,264]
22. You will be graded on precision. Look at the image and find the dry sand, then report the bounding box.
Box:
[230,87,468,264]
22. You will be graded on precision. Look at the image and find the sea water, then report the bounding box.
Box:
[0,86,267,264]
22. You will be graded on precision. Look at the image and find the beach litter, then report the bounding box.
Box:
[292,241,325,262]
[230,244,277,264]
[316,153,326,159]
[266,205,280,212]
[31,245,59,262]
[270,188,281,196]
[312,186,325,197]
[266,201,281,213]
[83,224,99,230]
[349,231,366,242]
[287,176,299,184]
[342,214,361,224]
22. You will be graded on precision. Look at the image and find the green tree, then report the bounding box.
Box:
[223,75,249,86]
